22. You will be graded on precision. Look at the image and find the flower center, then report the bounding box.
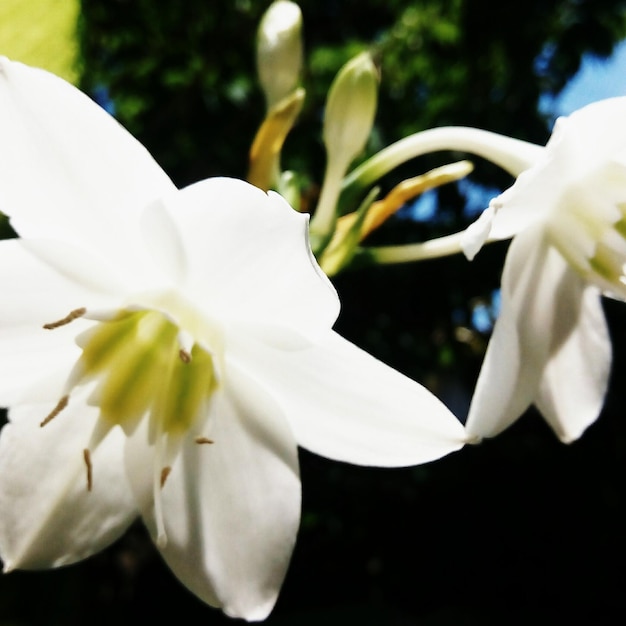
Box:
[72,308,220,435]
[41,292,222,547]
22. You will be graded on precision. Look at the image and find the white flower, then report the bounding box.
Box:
[0,58,466,620]
[464,98,626,443]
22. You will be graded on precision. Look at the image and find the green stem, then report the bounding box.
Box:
[368,231,470,265]
[309,157,345,243]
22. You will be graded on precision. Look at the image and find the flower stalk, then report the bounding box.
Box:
[320,161,474,275]
[309,52,379,247]
[339,127,543,215]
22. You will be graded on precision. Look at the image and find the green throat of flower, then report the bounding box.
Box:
[73,309,218,434]
[41,298,222,547]
[545,165,626,296]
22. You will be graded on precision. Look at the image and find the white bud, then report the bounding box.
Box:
[257,1,303,109]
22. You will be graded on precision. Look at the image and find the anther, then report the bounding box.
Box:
[43,307,87,330]
[177,329,194,364]
[160,466,172,488]
[83,448,93,492]
[195,437,214,445]
[40,395,69,427]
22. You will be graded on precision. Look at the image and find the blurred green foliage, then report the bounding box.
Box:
[1,0,626,624]
[78,0,626,184]
[0,0,79,83]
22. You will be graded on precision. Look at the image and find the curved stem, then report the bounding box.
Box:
[343,127,543,197]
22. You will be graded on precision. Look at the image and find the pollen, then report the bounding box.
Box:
[83,448,93,492]
[160,466,172,488]
[43,307,87,329]
[40,395,69,427]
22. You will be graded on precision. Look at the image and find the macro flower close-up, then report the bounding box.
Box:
[0,57,467,621]
[463,97,626,444]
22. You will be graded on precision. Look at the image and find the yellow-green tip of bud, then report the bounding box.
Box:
[257,0,303,110]
[323,52,379,172]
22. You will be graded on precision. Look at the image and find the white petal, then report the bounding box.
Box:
[0,387,138,570]
[554,97,626,168]
[149,178,340,343]
[228,329,466,467]
[465,230,551,438]
[0,326,78,406]
[125,365,300,621]
[0,239,118,326]
[534,283,610,443]
[0,239,121,405]
[465,228,594,439]
[461,204,495,260]
[489,97,626,243]
[0,57,175,267]
[19,239,137,297]
[488,167,552,241]
[139,199,187,286]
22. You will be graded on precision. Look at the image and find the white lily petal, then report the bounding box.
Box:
[535,282,611,443]
[0,239,118,326]
[19,239,140,297]
[125,364,300,621]
[489,98,626,245]
[0,326,78,406]
[152,178,340,342]
[0,239,119,405]
[488,168,553,241]
[0,57,175,266]
[0,387,137,570]
[551,97,626,169]
[228,329,466,466]
[461,204,495,260]
[465,230,556,439]
[0,238,124,405]
[466,228,602,440]
[139,199,187,286]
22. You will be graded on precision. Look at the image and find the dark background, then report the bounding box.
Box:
[1,0,626,623]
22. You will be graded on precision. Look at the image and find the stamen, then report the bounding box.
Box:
[179,349,191,364]
[43,307,86,330]
[195,437,214,444]
[83,448,93,492]
[40,395,69,427]
[160,466,172,488]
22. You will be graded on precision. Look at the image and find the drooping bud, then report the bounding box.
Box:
[256,0,303,110]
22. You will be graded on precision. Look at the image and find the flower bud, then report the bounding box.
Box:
[256,0,303,109]
[323,52,379,172]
